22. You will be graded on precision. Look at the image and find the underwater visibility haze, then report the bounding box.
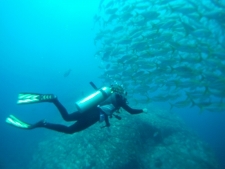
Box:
[0,0,225,169]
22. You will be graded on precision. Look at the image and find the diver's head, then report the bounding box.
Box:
[111,84,127,96]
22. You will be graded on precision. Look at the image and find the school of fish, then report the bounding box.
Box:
[93,0,225,113]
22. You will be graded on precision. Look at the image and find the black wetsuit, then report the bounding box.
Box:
[39,93,143,134]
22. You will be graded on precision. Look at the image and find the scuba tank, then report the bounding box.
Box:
[75,84,112,113]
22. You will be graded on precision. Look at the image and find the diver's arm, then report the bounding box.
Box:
[121,102,143,114]
[116,94,143,114]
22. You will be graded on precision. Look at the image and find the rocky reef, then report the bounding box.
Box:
[29,105,218,169]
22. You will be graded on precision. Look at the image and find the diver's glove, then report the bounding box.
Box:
[142,108,148,113]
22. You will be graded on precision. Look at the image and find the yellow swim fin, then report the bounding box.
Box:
[5,115,31,129]
[17,93,56,104]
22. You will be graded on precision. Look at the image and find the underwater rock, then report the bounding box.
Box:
[29,105,218,169]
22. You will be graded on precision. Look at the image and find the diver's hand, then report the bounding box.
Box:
[142,108,148,113]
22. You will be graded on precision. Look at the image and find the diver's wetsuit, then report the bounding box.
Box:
[37,93,143,134]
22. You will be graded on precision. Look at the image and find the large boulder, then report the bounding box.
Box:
[29,106,218,169]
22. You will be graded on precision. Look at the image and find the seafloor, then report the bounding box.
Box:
[29,104,218,169]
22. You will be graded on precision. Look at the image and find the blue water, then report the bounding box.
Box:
[0,0,225,169]
[174,107,225,169]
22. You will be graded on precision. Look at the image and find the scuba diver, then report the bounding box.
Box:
[6,83,148,134]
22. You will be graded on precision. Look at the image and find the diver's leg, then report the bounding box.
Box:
[35,121,79,134]
[30,120,70,133]
[32,118,98,134]
[44,121,96,134]
[52,99,81,121]
[33,107,100,134]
